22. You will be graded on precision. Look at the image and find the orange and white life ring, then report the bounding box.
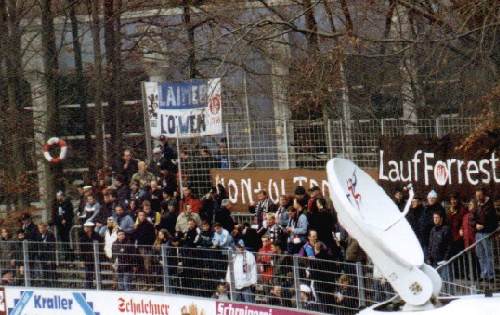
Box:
[43,137,68,163]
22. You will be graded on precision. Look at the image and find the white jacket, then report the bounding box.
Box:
[104,228,118,260]
[227,251,257,290]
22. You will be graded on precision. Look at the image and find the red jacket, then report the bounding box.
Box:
[461,212,476,248]
[179,196,202,213]
[447,207,466,242]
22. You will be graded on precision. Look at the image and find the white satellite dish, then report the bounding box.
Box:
[326,158,500,314]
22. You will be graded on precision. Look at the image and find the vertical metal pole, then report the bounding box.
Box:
[23,240,31,287]
[327,119,333,159]
[284,120,290,169]
[339,119,346,158]
[243,70,254,163]
[141,82,153,164]
[381,119,385,136]
[228,249,236,301]
[435,117,440,138]
[176,125,184,197]
[467,251,475,285]
[356,262,366,308]
[93,241,101,290]
[161,244,170,293]
[293,255,301,309]
[225,122,231,169]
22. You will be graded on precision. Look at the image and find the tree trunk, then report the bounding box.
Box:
[182,0,197,78]
[4,0,28,210]
[40,0,61,218]
[88,0,105,169]
[103,0,123,163]
[67,0,94,174]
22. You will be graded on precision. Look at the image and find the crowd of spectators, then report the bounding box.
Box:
[0,141,498,313]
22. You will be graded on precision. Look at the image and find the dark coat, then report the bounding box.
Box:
[53,198,74,230]
[112,240,136,273]
[159,211,178,236]
[115,158,138,185]
[308,210,337,249]
[476,198,498,233]
[427,224,452,266]
[214,207,235,233]
[35,231,57,262]
[79,231,102,263]
[134,220,156,246]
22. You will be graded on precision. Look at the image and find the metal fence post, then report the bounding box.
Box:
[292,255,301,309]
[339,119,346,158]
[22,240,31,287]
[327,119,333,159]
[93,241,101,290]
[284,120,290,169]
[381,119,385,136]
[228,249,236,301]
[161,244,170,293]
[226,122,231,169]
[435,118,441,138]
[356,262,366,308]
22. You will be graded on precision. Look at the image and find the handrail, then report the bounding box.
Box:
[436,226,500,271]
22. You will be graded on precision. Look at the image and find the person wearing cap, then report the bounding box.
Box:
[81,194,101,225]
[248,190,276,229]
[227,239,257,303]
[307,186,322,213]
[79,221,102,289]
[52,191,74,257]
[420,190,446,255]
[298,283,317,311]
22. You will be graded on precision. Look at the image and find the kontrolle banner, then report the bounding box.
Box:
[143,79,222,138]
[379,135,499,198]
[211,168,378,210]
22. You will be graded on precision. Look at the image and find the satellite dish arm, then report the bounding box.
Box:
[384,184,414,231]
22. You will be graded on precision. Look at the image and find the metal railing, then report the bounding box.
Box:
[0,239,396,314]
[437,227,500,296]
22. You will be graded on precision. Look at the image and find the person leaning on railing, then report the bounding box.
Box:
[474,187,498,283]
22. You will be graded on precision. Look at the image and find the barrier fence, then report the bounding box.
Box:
[1,233,496,313]
[0,240,392,314]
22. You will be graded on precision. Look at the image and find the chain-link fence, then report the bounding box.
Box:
[0,239,395,313]
[175,116,480,197]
